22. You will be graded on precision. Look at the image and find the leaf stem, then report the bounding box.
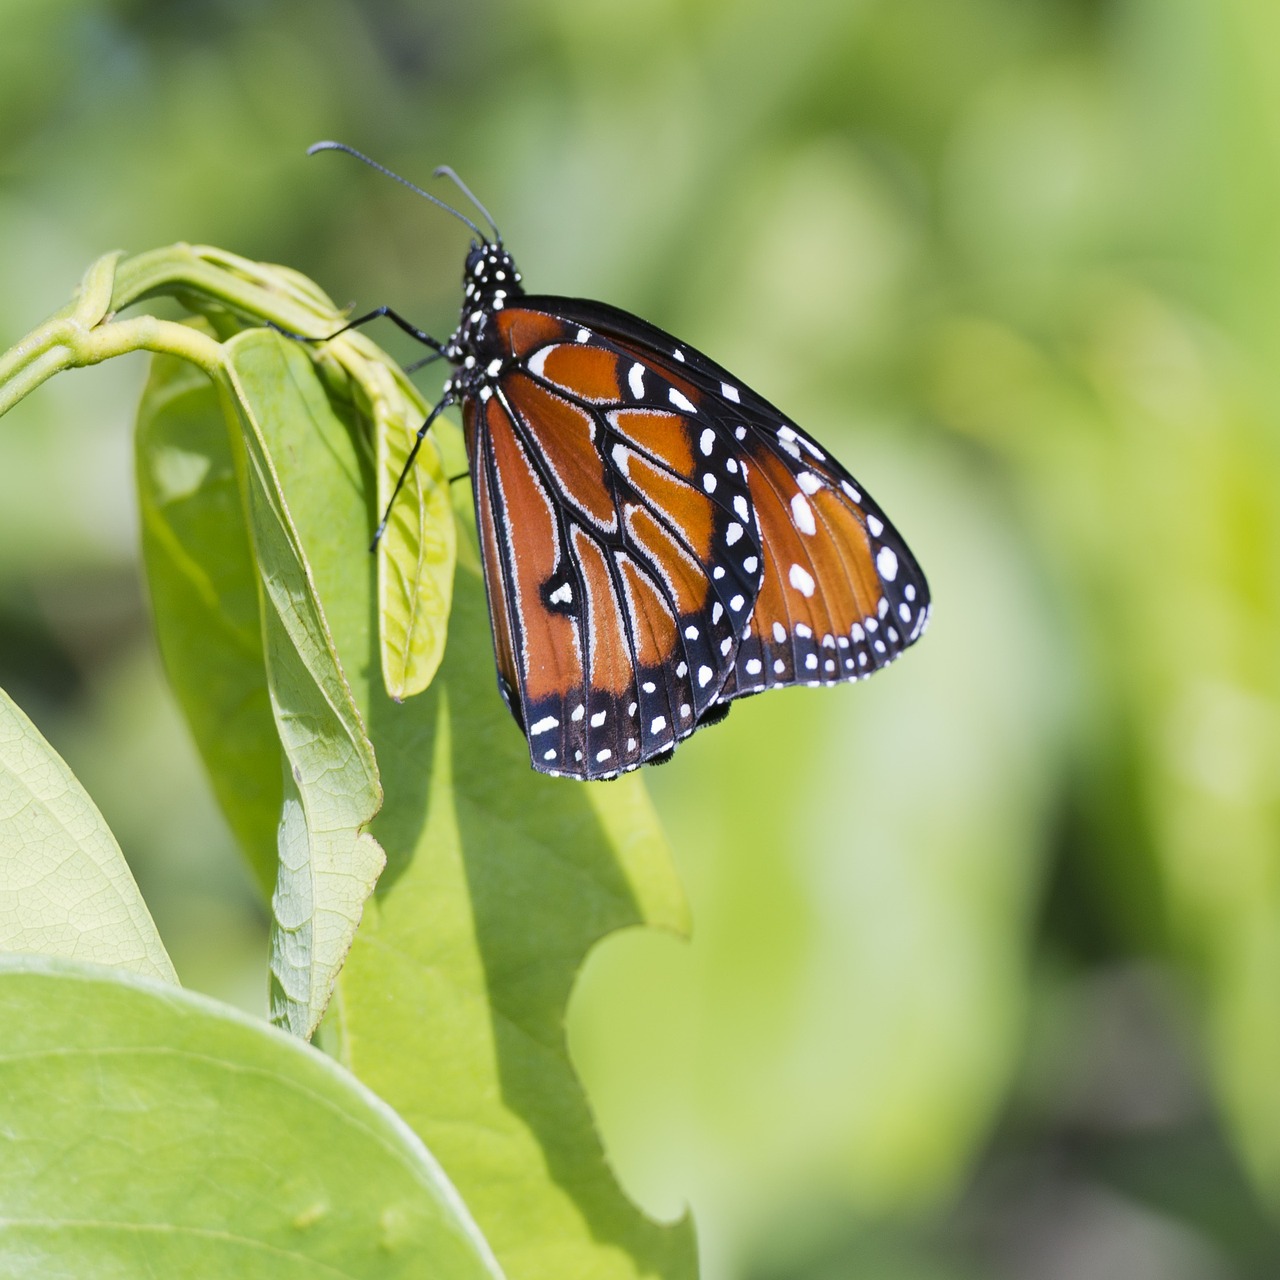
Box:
[0,244,352,421]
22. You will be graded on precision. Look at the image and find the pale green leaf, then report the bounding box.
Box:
[221,329,386,1039]
[368,356,455,700]
[0,954,503,1279]
[0,686,177,984]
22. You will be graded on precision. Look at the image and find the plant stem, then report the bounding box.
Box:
[0,244,349,421]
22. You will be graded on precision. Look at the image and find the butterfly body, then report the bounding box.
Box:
[430,239,930,782]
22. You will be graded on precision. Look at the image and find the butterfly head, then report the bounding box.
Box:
[461,242,523,312]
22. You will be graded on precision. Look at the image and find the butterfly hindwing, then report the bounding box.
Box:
[468,306,766,778]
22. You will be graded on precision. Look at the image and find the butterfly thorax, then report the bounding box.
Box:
[443,241,524,402]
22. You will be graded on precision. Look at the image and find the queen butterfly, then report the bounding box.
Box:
[307,144,930,781]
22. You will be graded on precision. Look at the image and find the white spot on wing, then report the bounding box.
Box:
[530,717,558,735]
[700,428,715,456]
[526,347,551,379]
[628,363,645,398]
[789,563,816,597]
[721,382,740,403]
[877,546,898,581]
[670,387,697,413]
[790,493,816,535]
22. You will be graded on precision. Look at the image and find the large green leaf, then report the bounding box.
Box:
[253,346,698,1279]
[220,330,387,1039]
[0,687,177,984]
[0,954,502,1279]
[136,352,282,894]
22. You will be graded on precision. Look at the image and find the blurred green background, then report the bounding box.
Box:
[4,0,1280,1275]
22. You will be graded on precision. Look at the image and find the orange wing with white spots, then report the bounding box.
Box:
[464,296,929,780]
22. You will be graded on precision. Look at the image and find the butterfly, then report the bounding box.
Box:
[309,144,930,781]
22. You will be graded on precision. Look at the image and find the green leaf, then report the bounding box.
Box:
[0,686,177,984]
[0,954,503,1279]
[136,350,282,894]
[220,329,386,1039]
[255,351,697,1278]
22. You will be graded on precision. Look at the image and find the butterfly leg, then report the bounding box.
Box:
[269,306,446,355]
[370,393,456,551]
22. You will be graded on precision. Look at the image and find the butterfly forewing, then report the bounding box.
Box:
[513,297,931,706]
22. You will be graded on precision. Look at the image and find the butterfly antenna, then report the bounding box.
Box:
[433,165,503,244]
[307,141,489,242]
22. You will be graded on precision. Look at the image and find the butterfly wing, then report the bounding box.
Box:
[522,297,931,703]
[465,304,764,780]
